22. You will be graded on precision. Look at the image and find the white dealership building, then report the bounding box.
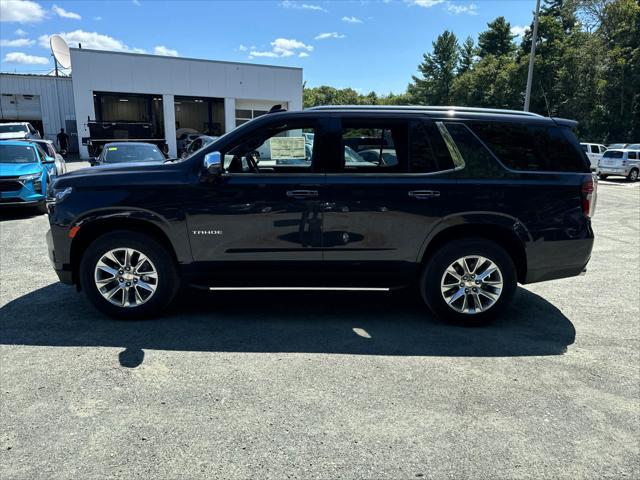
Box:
[1,48,303,159]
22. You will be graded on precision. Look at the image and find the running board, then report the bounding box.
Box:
[208,286,390,292]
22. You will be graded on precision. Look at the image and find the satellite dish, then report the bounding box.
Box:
[50,34,71,69]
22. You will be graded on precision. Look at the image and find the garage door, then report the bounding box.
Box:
[0,94,42,121]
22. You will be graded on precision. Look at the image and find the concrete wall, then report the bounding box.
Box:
[0,73,75,145]
[70,49,303,158]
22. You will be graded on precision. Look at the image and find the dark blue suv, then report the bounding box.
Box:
[46,106,595,324]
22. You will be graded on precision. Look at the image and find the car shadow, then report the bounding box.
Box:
[0,282,576,367]
[0,206,43,221]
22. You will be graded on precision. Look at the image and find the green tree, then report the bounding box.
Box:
[459,36,476,74]
[408,30,459,105]
[478,17,516,58]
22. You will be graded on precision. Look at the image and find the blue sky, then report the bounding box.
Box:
[0,0,536,93]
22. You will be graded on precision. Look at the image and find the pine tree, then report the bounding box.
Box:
[459,36,476,74]
[478,17,516,58]
[408,30,459,105]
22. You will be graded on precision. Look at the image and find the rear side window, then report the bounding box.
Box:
[409,120,454,173]
[603,150,623,159]
[471,122,589,172]
[590,145,600,154]
[341,120,408,173]
[629,151,637,160]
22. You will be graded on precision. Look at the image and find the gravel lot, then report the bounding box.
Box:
[1,165,638,480]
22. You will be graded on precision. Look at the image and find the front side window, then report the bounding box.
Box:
[590,145,600,154]
[628,151,637,160]
[0,144,36,163]
[225,123,316,173]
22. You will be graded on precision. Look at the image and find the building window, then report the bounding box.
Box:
[235,108,274,127]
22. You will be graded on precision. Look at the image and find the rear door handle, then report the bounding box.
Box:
[408,190,440,199]
[286,189,319,199]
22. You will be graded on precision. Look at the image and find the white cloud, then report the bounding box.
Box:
[38,30,146,54]
[0,0,46,23]
[238,44,248,52]
[342,16,362,23]
[52,4,81,20]
[298,52,309,57]
[314,32,345,40]
[3,51,49,64]
[0,38,35,47]
[407,0,444,7]
[15,28,28,36]
[446,3,477,15]
[249,37,313,59]
[510,25,530,38]
[154,45,178,56]
[279,1,327,12]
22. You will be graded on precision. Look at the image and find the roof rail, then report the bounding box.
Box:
[306,105,544,118]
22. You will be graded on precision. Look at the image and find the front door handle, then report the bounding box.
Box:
[408,190,440,199]
[286,189,319,199]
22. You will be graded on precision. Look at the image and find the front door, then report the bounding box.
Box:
[186,118,326,285]
[322,117,457,286]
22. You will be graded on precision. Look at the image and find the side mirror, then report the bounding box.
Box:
[43,155,56,164]
[203,151,223,176]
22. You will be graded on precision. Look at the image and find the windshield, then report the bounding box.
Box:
[0,124,28,134]
[103,144,165,163]
[607,143,626,149]
[627,143,640,150]
[603,150,623,158]
[0,144,37,163]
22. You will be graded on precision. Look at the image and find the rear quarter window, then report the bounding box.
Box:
[471,122,590,172]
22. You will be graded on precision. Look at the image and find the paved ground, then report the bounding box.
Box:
[1,170,638,479]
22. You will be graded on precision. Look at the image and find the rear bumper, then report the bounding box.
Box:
[598,167,630,176]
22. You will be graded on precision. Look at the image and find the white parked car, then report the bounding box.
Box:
[0,122,41,140]
[28,138,66,175]
[581,143,607,170]
[598,149,640,182]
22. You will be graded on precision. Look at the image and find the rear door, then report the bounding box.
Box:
[322,115,457,285]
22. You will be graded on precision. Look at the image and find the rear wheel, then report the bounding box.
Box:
[420,238,517,325]
[598,174,608,180]
[627,168,639,182]
[79,231,179,319]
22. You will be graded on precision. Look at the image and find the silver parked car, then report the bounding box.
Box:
[27,138,66,175]
[598,149,640,181]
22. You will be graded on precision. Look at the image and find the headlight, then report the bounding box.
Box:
[19,173,41,181]
[48,186,73,203]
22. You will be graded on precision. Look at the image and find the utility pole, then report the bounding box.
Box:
[524,0,541,112]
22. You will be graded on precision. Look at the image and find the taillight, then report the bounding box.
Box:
[582,174,597,217]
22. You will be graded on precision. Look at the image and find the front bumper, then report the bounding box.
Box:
[0,181,45,205]
[46,228,73,284]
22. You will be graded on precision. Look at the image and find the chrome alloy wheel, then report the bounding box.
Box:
[440,255,503,314]
[94,248,158,308]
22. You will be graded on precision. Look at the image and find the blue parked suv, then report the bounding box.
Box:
[0,140,57,213]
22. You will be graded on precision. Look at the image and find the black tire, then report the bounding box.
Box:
[36,202,48,214]
[627,168,639,182]
[79,231,180,319]
[420,238,517,326]
[598,174,608,180]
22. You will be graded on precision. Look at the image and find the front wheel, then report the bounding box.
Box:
[627,169,639,182]
[420,238,517,325]
[598,174,608,180]
[79,231,180,319]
